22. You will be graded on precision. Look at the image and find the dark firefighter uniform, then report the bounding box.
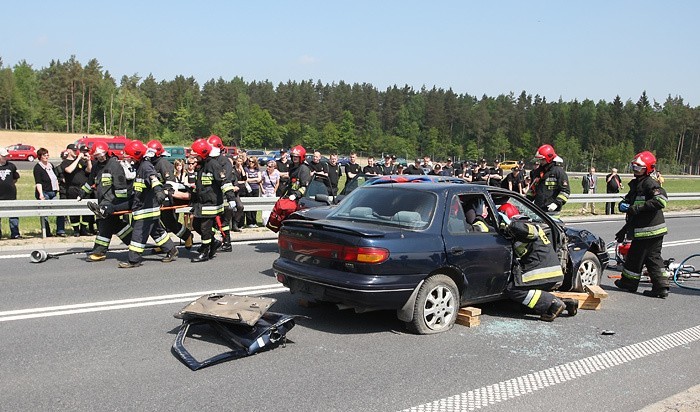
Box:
[505,219,575,320]
[615,175,669,295]
[152,155,192,245]
[526,163,570,218]
[83,156,133,260]
[215,153,243,250]
[190,157,236,261]
[284,161,312,199]
[121,159,176,267]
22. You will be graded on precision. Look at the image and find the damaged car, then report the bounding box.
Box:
[273,182,608,334]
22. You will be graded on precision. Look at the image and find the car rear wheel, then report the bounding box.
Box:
[579,251,602,286]
[406,274,458,335]
[27,155,34,162]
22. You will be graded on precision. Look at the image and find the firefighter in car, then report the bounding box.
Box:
[498,203,578,321]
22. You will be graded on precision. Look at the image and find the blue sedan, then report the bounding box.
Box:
[273,183,608,334]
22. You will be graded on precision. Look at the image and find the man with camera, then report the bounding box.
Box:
[61,143,94,236]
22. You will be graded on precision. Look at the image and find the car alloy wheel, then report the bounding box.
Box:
[408,274,459,334]
[27,155,35,162]
[578,251,602,286]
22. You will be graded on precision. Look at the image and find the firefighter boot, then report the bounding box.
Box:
[561,298,579,316]
[614,279,638,293]
[220,233,232,252]
[87,252,106,262]
[642,288,669,299]
[209,238,222,259]
[191,244,210,263]
[540,298,565,322]
[231,223,242,233]
[161,247,179,263]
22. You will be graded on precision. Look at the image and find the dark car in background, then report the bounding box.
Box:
[5,144,37,161]
[273,182,608,334]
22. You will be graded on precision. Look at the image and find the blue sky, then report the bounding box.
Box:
[2,1,698,106]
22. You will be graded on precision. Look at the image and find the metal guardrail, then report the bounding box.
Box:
[0,197,278,218]
[1,193,699,220]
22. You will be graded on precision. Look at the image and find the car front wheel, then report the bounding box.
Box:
[406,274,459,335]
[579,251,602,287]
[27,155,35,162]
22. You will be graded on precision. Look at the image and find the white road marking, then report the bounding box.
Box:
[0,238,278,260]
[401,324,700,412]
[663,238,700,247]
[0,283,288,322]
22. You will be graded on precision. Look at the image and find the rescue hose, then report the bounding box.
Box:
[29,242,202,263]
[112,204,183,216]
[672,254,700,291]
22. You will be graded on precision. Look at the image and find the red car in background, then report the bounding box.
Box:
[5,144,38,161]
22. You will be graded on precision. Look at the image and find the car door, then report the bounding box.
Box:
[443,193,512,300]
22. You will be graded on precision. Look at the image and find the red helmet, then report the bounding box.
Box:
[146,139,165,156]
[498,203,520,219]
[207,135,224,149]
[631,151,656,175]
[124,140,148,161]
[534,144,556,164]
[290,145,306,160]
[91,141,109,156]
[191,138,212,158]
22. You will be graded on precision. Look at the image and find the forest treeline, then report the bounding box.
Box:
[1,55,698,173]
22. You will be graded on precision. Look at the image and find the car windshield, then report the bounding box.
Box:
[327,187,436,230]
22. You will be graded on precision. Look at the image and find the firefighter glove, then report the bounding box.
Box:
[547,203,557,212]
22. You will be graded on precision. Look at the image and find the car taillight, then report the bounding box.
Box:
[279,235,389,264]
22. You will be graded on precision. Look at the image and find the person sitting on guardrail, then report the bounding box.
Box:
[0,147,21,239]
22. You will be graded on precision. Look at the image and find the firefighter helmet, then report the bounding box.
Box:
[534,144,556,164]
[91,141,109,157]
[191,138,212,158]
[125,140,148,161]
[146,139,165,156]
[290,145,306,160]
[498,203,520,219]
[207,135,224,149]
[631,151,656,175]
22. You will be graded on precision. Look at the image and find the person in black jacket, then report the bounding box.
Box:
[33,147,66,237]
[614,151,669,298]
[526,144,570,219]
[61,144,93,236]
[605,168,623,215]
[82,142,133,262]
[118,140,177,268]
[498,203,578,321]
[0,148,21,239]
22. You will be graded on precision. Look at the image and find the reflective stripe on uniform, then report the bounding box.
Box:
[201,205,224,216]
[523,289,542,309]
[557,192,569,203]
[133,207,161,220]
[521,265,564,283]
[622,267,641,280]
[95,236,110,247]
[117,225,133,239]
[634,223,668,238]
[129,241,147,253]
[154,231,170,246]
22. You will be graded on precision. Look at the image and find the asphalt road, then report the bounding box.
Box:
[0,215,698,411]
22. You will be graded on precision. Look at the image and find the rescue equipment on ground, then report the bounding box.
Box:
[172,294,301,370]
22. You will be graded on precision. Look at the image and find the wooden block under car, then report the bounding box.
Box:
[456,307,482,327]
[585,284,609,299]
[550,291,602,311]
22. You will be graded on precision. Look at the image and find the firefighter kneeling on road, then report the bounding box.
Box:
[614,151,669,298]
[117,140,177,268]
[188,138,237,263]
[498,203,578,321]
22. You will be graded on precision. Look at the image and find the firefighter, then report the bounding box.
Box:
[147,139,193,249]
[189,138,237,263]
[614,151,669,298]
[83,142,133,262]
[526,144,570,219]
[498,203,578,321]
[283,145,312,201]
[207,135,243,252]
[118,140,178,268]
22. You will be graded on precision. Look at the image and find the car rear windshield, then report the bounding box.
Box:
[327,187,436,230]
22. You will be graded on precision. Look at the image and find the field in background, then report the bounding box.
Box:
[0,130,111,159]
